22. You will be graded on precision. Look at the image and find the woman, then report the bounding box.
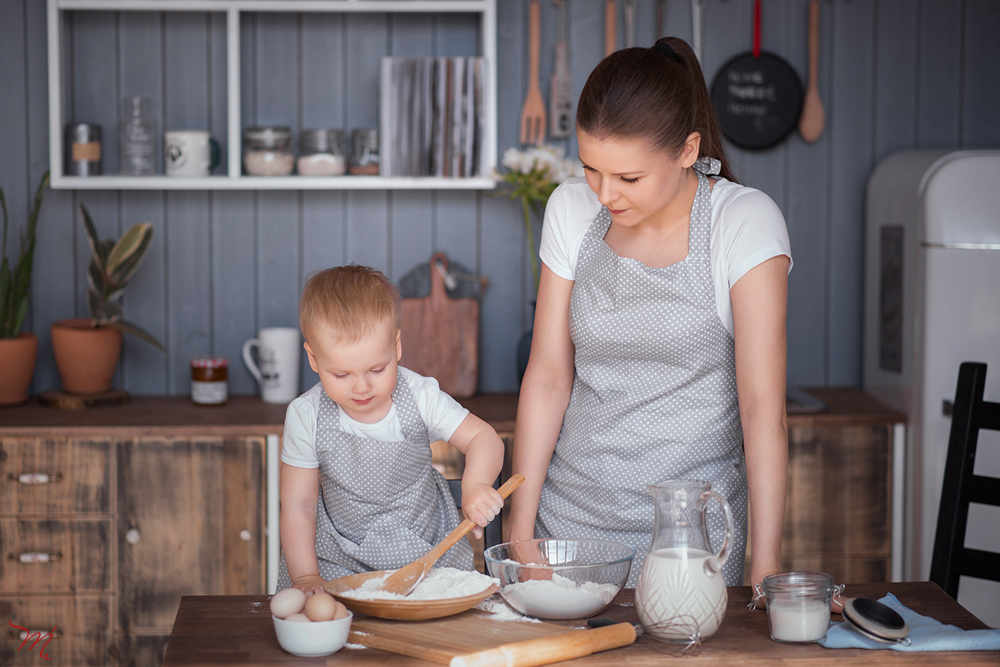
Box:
[508,37,791,590]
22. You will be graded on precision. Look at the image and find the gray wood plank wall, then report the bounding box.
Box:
[1,0,998,398]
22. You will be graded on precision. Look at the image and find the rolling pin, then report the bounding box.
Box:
[449,622,636,667]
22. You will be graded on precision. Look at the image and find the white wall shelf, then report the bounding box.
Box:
[46,0,498,191]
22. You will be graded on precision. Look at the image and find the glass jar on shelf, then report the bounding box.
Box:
[243,126,294,176]
[349,128,380,175]
[297,129,347,176]
[119,97,156,175]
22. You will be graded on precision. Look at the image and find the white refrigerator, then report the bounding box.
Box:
[864,150,1000,627]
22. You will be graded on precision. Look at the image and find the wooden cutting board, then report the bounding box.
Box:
[348,609,635,666]
[400,253,479,397]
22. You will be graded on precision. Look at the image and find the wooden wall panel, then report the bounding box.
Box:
[2,0,1000,399]
[917,0,962,148]
[826,0,875,386]
[785,0,831,387]
[962,0,1000,147]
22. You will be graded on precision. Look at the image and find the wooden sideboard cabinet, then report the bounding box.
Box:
[0,398,284,667]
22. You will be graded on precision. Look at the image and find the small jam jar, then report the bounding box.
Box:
[190,356,229,405]
[761,571,843,643]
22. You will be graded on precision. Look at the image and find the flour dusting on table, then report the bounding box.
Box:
[340,567,498,601]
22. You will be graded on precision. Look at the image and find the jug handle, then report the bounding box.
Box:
[700,489,734,576]
[242,338,263,384]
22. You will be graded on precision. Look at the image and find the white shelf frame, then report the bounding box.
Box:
[47,0,498,191]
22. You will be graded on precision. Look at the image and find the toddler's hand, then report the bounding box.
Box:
[462,483,503,540]
[291,574,328,597]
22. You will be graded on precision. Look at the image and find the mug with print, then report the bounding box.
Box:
[164,130,220,177]
[242,327,301,403]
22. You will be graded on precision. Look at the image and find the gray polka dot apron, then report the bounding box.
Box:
[277,370,472,588]
[536,157,748,588]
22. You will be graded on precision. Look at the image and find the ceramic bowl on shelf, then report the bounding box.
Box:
[484,539,635,620]
[272,611,352,657]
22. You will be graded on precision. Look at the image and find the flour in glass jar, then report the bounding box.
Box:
[339,567,498,601]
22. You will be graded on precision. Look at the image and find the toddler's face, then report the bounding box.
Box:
[304,319,401,424]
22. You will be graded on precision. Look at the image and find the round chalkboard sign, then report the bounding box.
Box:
[710,51,803,151]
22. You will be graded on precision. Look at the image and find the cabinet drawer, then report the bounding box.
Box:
[0,439,111,515]
[0,595,112,666]
[0,519,111,594]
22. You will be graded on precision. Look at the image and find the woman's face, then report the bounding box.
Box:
[577,130,701,229]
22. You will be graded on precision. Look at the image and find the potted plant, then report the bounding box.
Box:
[495,145,581,379]
[51,204,164,394]
[0,172,48,405]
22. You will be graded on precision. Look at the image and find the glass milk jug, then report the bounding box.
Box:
[636,479,734,642]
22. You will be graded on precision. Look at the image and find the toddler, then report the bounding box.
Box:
[278,265,505,593]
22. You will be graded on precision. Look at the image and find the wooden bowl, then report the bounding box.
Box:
[325,571,499,621]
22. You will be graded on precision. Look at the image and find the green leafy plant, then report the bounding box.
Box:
[0,172,49,339]
[79,203,165,350]
[495,145,581,293]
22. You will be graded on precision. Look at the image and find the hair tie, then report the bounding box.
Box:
[654,41,681,63]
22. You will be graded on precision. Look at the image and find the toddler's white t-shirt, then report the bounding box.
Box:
[539,176,793,337]
[281,366,469,469]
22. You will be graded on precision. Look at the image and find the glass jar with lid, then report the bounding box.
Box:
[349,128,380,175]
[243,126,294,176]
[759,571,843,643]
[297,129,347,176]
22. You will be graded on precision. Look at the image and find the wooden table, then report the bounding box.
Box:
[161,582,998,666]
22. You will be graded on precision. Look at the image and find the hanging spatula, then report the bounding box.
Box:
[377,474,525,597]
[550,0,573,138]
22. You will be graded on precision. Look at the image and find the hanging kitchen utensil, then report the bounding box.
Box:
[605,0,617,57]
[520,0,547,145]
[624,0,636,48]
[550,0,573,138]
[709,0,803,151]
[797,0,825,143]
[656,0,667,39]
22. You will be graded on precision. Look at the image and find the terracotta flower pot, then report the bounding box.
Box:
[0,332,39,405]
[51,318,123,394]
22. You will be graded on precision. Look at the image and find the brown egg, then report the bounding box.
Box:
[304,591,337,622]
[332,600,350,620]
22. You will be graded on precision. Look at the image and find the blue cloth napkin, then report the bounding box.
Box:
[819,593,1000,651]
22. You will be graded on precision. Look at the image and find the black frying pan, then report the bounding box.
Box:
[710,0,803,151]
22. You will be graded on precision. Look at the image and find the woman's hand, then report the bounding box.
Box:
[461,482,504,540]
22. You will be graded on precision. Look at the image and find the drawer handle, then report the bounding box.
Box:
[8,552,63,564]
[126,529,141,545]
[6,473,63,485]
[7,626,63,641]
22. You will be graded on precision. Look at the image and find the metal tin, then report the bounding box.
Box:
[66,123,102,176]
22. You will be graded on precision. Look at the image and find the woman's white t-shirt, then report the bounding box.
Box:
[280,366,469,469]
[539,176,792,337]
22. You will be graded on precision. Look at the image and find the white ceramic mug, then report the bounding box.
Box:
[165,130,220,177]
[242,327,301,403]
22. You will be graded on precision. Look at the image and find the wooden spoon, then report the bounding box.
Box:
[798,0,825,143]
[377,473,525,597]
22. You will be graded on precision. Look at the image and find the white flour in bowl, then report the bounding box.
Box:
[340,567,498,601]
[501,573,618,619]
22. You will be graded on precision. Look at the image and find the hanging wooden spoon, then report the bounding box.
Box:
[377,474,525,597]
[798,0,825,143]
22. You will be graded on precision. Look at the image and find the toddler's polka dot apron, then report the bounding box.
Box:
[277,370,472,588]
[536,158,749,587]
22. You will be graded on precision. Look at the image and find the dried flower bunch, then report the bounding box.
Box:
[495,145,582,292]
